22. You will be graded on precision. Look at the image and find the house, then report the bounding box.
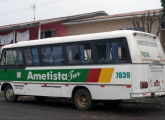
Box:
[0,8,164,52]
[64,8,165,51]
[0,11,108,51]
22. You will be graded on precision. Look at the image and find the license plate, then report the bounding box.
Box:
[154,80,160,86]
[17,86,24,90]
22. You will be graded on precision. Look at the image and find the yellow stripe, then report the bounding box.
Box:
[98,68,114,83]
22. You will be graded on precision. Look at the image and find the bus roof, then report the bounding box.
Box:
[2,30,157,49]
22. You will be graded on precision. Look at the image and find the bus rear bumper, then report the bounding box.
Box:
[131,91,165,98]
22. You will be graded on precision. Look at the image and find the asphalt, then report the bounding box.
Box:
[1,93,165,120]
[1,91,165,105]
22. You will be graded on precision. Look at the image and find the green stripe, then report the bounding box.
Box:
[0,69,90,82]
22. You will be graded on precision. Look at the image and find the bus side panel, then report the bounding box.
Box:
[61,85,131,100]
[14,83,62,97]
[88,85,131,100]
[110,65,131,85]
[131,65,149,94]
[1,81,131,100]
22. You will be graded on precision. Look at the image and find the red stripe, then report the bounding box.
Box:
[86,69,101,82]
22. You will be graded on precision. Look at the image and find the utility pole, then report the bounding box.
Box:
[31,2,36,21]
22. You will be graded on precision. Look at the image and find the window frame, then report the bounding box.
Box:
[52,45,65,65]
[0,37,131,68]
[93,37,131,64]
[0,48,25,69]
[37,44,65,66]
[41,29,56,39]
[64,41,95,65]
[24,47,40,66]
[65,43,81,65]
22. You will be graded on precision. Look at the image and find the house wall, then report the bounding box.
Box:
[67,18,165,51]
[16,26,39,40]
[41,21,67,37]
[0,20,67,43]
[67,18,160,37]
[0,30,13,47]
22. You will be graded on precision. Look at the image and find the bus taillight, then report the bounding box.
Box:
[133,32,137,36]
[153,36,157,39]
[140,81,148,89]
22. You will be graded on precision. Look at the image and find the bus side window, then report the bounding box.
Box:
[96,42,113,63]
[24,49,33,65]
[5,50,14,65]
[112,42,119,62]
[0,51,5,65]
[13,50,23,65]
[25,48,39,65]
[118,42,127,61]
[32,48,39,65]
[1,49,23,66]
[111,41,129,62]
[95,39,130,63]
[66,44,81,64]
[41,46,53,65]
[79,43,93,63]
[52,46,64,64]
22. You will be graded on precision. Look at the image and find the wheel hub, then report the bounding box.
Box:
[78,95,87,106]
[6,89,13,99]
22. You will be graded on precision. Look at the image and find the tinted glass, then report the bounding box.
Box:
[95,38,130,63]
[41,47,53,65]
[66,44,80,64]
[52,46,64,64]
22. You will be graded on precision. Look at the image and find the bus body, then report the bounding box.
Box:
[0,30,165,110]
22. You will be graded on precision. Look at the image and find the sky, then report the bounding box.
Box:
[0,0,162,26]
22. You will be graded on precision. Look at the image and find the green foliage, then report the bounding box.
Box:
[161,0,165,16]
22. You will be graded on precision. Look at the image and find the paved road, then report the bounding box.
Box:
[0,92,165,120]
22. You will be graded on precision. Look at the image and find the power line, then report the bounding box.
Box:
[37,0,64,7]
[0,0,65,16]
[0,7,30,15]
[0,0,9,3]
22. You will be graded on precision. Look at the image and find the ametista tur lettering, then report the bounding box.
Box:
[27,70,81,81]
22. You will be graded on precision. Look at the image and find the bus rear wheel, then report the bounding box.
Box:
[4,85,18,102]
[74,89,93,111]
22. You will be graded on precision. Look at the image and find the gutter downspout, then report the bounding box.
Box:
[38,24,41,39]
[13,30,16,43]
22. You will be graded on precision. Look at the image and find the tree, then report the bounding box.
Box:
[161,0,165,16]
[129,10,162,36]
[161,0,165,29]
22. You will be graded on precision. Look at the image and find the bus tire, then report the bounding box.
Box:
[4,85,18,102]
[74,89,93,111]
